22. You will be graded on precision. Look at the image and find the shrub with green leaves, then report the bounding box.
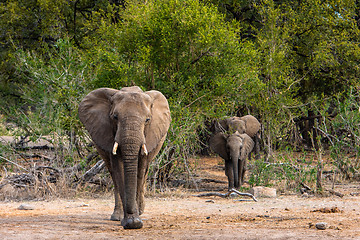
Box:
[83,0,259,180]
[0,39,92,165]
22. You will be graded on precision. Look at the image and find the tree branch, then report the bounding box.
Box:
[195,188,258,202]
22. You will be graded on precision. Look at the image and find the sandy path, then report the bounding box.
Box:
[1,193,359,240]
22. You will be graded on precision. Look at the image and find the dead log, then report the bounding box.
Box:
[78,160,105,183]
[326,189,344,198]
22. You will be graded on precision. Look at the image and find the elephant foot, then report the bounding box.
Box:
[121,215,143,229]
[110,209,123,221]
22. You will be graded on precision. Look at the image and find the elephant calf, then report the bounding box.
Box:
[209,131,254,189]
[214,115,261,159]
[78,86,171,229]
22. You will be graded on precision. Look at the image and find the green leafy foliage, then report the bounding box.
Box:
[0,0,360,189]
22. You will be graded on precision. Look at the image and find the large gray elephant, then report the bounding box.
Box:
[214,115,261,159]
[78,86,171,229]
[209,131,254,189]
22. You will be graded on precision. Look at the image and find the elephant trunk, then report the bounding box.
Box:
[231,155,239,189]
[116,118,145,229]
[122,144,139,213]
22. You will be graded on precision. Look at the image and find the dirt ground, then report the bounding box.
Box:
[1,157,360,240]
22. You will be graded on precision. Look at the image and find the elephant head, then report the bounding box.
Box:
[209,131,254,189]
[215,115,260,137]
[78,86,171,229]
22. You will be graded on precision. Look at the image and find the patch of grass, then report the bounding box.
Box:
[0,115,9,135]
[248,152,318,193]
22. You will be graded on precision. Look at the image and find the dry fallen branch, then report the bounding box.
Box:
[19,153,53,162]
[326,189,344,198]
[35,166,61,173]
[78,160,105,183]
[195,188,258,202]
[200,178,227,184]
[0,156,29,172]
[300,182,313,193]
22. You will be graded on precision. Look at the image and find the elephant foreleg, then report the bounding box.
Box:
[238,158,246,186]
[254,133,260,160]
[224,160,234,190]
[95,146,124,221]
[111,181,123,221]
[110,157,125,221]
[137,157,150,215]
[233,159,240,189]
[241,158,247,185]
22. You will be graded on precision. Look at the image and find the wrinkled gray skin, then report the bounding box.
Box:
[78,86,171,229]
[209,131,254,189]
[214,115,261,159]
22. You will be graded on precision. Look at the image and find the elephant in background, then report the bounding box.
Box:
[214,115,261,159]
[209,131,254,189]
[78,86,171,229]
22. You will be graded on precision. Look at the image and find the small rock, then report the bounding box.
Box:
[249,186,276,198]
[315,222,327,230]
[205,200,214,203]
[18,204,35,210]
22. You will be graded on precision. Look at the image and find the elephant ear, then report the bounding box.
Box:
[214,119,228,133]
[144,90,171,153]
[209,133,229,161]
[78,88,118,153]
[240,133,254,160]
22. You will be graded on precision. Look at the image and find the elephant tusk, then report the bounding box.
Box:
[112,142,119,155]
[142,144,148,156]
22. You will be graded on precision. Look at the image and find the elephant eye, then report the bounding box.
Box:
[145,117,151,123]
[113,114,118,120]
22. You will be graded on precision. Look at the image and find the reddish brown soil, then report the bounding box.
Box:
[1,156,359,240]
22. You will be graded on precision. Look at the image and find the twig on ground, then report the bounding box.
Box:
[19,153,53,162]
[300,182,312,191]
[230,188,258,202]
[195,188,258,202]
[200,178,227,184]
[35,166,61,173]
[0,156,29,172]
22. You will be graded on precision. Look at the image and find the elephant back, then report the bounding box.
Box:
[239,115,260,138]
